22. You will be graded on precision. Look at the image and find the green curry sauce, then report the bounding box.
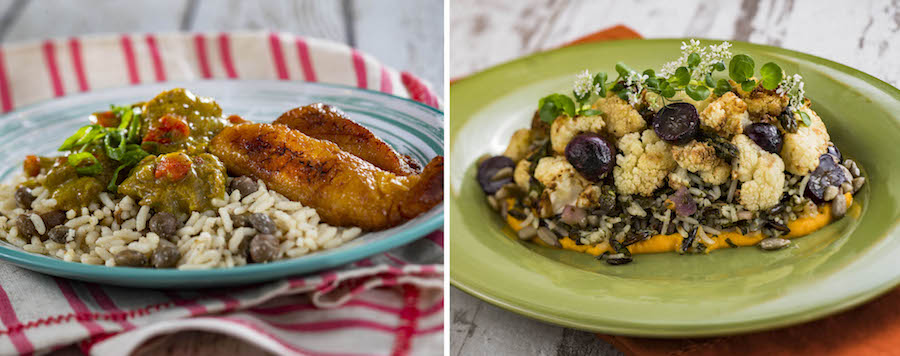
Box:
[27,88,231,216]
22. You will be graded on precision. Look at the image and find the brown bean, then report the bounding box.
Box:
[16,214,38,237]
[229,176,258,197]
[152,240,180,268]
[149,212,178,237]
[248,213,276,234]
[114,250,148,267]
[47,225,72,244]
[14,187,34,209]
[249,233,279,263]
[39,210,66,229]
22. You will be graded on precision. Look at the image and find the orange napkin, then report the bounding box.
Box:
[556,25,898,356]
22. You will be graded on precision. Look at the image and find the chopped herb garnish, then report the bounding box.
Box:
[67,152,102,176]
[725,238,738,248]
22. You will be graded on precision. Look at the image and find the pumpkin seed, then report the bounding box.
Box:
[840,181,852,194]
[759,237,790,250]
[832,193,847,218]
[491,167,514,181]
[536,227,560,247]
[823,186,839,201]
[517,225,537,240]
[852,177,865,193]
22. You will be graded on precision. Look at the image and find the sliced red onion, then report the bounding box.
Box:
[671,187,697,217]
[560,205,587,226]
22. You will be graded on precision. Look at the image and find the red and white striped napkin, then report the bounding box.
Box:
[0,32,443,356]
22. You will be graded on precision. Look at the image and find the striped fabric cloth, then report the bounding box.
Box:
[0,32,443,355]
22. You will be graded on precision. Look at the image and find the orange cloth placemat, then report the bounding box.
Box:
[558,25,898,356]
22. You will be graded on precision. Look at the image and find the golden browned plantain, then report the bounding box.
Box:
[274,104,420,175]
[209,123,443,230]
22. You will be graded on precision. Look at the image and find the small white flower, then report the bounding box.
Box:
[778,73,806,112]
[659,39,732,80]
[573,70,594,98]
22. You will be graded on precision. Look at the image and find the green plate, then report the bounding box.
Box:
[449,39,900,337]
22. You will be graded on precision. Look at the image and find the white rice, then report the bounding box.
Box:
[0,175,363,269]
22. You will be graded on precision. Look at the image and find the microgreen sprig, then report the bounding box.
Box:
[536,39,809,128]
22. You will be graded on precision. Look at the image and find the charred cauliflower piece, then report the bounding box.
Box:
[534,156,590,214]
[550,115,605,154]
[513,160,531,190]
[732,134,785,211]
[700,92,750,137]
[612,129,676,196]
[672,140,731,185]
[593,95,645,138]
[503,128,534,161]
[668,166,691,189]
[731,80,789,118]
[781,107,829,175]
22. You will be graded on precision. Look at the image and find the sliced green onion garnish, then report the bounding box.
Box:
[67,152,101,176]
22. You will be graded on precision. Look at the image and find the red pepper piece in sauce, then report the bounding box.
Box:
[155,153,192,182]
[143,114,191,145]
[23,155,40,177]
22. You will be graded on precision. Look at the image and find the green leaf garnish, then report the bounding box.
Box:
[106,145,149,192]
[672,67,691,86]
[798,111,812,126]
[58,125,92,151]
[581,109,603,116]
[740,79,758,92]
[704,73,716,88]
[687,52,701,68]
[759,62,784,90]
[685,84,711,101]
[593,72,608,97]
[537,94,576,123]
[729,54,755,82]
[713,79,732,96]
[713,61,726,72]
[615,62,634,78]
[659,81,676,98]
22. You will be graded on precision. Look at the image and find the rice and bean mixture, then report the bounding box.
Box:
[0,173,361,269]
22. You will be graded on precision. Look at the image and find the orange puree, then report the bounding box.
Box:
[507,193,853,256]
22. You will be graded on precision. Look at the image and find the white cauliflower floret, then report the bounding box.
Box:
[644,90,715,113]
[593,95,645,138]
[731,80,788,118]
[612,130,676,196]
[732,134,785,211]
[672,140,731,185]
[513,160,531,190]
[534,156,590,214]
[781,107,829,175]
[668,166,691,189]
[550,115,605,154]
[700,92,750,137]
[503,128,533,161]
[576,185,601,209]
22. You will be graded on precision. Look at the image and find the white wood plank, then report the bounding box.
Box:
[190,0,347,43]
[2,0,189,43]
[351,0,444,97]
[450,0,898,86]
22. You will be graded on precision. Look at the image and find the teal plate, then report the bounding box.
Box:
[0,80,443,288]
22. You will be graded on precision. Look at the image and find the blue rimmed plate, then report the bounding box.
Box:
[0,80,443,288]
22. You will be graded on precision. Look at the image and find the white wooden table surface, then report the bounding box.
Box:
[450,1,899,355]
[0,0,443,355]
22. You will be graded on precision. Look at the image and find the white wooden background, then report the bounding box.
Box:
[0,0,443,355]
[450,0,900,355]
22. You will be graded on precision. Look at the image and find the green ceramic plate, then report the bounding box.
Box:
[449,39,900,337]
